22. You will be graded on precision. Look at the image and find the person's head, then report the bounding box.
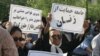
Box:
[1,16,9,29]
[95,20,100,32]
[10,26,22,39]
[10,26,25,47]
[49,28,62,46]
[97,20,100,28]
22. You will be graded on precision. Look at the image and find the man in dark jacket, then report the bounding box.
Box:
[33,14,89,56]
[33,27,88,56]
[34,28,68,54]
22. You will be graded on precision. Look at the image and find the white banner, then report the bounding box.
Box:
[51,3,86,33]
[9,4,42,34]
[28,50,63,56]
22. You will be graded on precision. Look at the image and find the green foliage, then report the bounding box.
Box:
[0,0,27,20]
[27,0,86,16]
[0,0,9,20]
[0,0,100,21]
[88,4,100,21]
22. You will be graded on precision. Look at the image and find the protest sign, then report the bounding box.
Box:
[28,50,63,56]
[9,4,42,34]
[51,3,86,33]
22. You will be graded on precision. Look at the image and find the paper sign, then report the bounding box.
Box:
[51,3,86,33]
[9,4,42,34]
[28,50,63,56]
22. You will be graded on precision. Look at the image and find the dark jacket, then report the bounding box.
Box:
[18,47,28,56]
[33,29,85,56]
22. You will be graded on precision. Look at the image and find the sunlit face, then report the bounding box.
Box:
[49,30,62,46]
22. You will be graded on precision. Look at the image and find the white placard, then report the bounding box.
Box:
[28,50,63,56]
[9,4,42,34]
[51,3,86,33]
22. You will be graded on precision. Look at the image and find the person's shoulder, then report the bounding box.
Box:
[0,26,5,34]
[0,26,9,43]
[92,33,100,45]
[0,26,5,31]
[0,26,10,38]
[91,33,100,49]
[93,33,100,41]
[0,26,8,34]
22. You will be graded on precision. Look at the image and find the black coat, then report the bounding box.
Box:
[18,47,28,56]
[33,31,85,56]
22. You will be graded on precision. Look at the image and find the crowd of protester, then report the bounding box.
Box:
[0,13,100,56]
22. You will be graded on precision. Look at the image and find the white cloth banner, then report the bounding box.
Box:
[9,4,42,34]
[51,3,86,33]
[28,50,63,56]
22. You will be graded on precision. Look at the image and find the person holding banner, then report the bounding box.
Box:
[33,27,68,54]
[33,22,89,56]
[33,13,89,56]
[33,13,67,54]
